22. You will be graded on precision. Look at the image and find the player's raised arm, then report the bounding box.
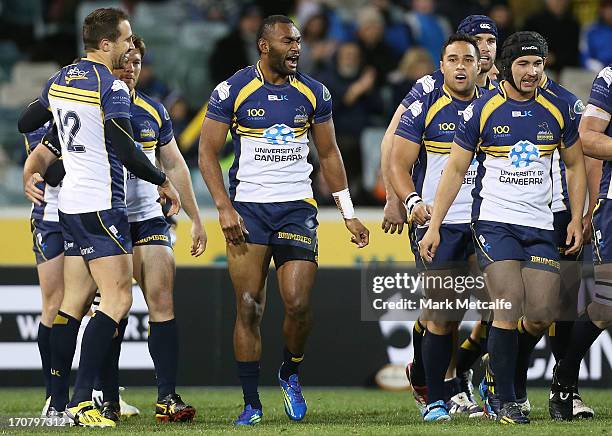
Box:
[159,136,207,255]
[311,118,369,248]
[380,104,408,233]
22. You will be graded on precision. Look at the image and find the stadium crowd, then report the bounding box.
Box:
[0,0,609,205]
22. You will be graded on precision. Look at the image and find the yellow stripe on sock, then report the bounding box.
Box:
[291,355,304,363]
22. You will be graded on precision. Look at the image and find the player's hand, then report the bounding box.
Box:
[24,172,45,205]
[345,218,369,248]
[382,197,407,234]
[419,227,440,263]
[158,178,181,216]
[219,205,249,245]
[565,218,583,255]
[582,213,593,244]
[190,220,207,257]
[411,203,433,226]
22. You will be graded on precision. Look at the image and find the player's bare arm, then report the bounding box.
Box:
[23,144,57,205]
[311,118,369,248]
[159,137,207,256]
[419,143,473,262]
[579,107,612,159]
[198,117,248,245]
[559,140,587,254]
[380,104,408,234]
[390,135,433,226]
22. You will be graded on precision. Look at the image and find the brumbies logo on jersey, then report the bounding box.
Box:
[597,66,612,87]
[140,120,156,138]
[537,121,554,141]
[214,81,231,100]
[294,106,308,125]
[416,75,436,93]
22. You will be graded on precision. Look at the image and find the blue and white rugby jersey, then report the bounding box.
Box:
[541,76,585,213]
[205,61,332,202]
[395,84,482,224]
[455,81,579,230]
[25,121,60,222]
[588,65,612,199]
[125,90,173,223]
[39,58,132,214]
[401,69,497,108]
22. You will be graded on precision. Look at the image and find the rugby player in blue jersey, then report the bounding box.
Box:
[549,64,612,420]
[419,31,587,424]
[199,15,369,425]
[390,33,484,421]
[21,8,181,427]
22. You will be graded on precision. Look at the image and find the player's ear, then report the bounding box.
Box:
[439,60,444,75]
[100,38,110,53]
[258,38,269,54]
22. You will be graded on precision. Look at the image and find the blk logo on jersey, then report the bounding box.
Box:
[509,140,539,168]
[268,95,288,101]
[511,110,532,118]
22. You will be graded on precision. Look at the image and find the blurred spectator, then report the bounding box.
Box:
[137,57,170,102]
[524,0,580,73]
[209,4,262,85]
[318,42,383,200]
[388,47,435,106]
[299,12,336,76]
[488,2,516,46]
[436,0,491,29]
[354,6,399,87]
[581,0,612,72]
[405,0,452,65]
[369,0,414,56]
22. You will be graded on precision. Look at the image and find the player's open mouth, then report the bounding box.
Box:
[455,73,467,83]
[286,55,299,69]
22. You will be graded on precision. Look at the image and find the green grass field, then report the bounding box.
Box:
[0,387,610,435]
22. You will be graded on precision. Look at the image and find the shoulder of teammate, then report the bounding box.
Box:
[24,120,53,154]
[539,86,579,147]
[544,77,585,120]
[294,71,332,124]
[98,67,131,121]
[136,90,174,146]
[395,91,436,144]
[206,65,256,124]
[454,86,497,151]
[400,69,443,109]
[587,65,612,114]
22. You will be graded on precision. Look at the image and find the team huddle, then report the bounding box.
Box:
[16,5,612,429]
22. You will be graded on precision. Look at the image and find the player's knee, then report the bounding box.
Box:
[284,297,311,321]
[237,292,264,327]
[525,318,552,334]
[147,289,174,319]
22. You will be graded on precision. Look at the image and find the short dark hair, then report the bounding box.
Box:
[440,33,480,61]
[256,15,295,53]
[132,35,146,57]
[82,7,129,52]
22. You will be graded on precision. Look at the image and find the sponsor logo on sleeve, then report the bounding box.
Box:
[416,75,436,94]
[322,84,331,101]
[597,66,612,87]
[214,81,231,101]
[112,79,130,94]
[462,103,474,121]
[408,100,423,117]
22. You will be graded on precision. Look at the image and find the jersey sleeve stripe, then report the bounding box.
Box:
[234,78,263,112]
[535,94,564,130]
[290,79,317,111]
[48,89,99,104]
[424,95,452,128]
[134,96,162,127]
[479,94,506,133]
